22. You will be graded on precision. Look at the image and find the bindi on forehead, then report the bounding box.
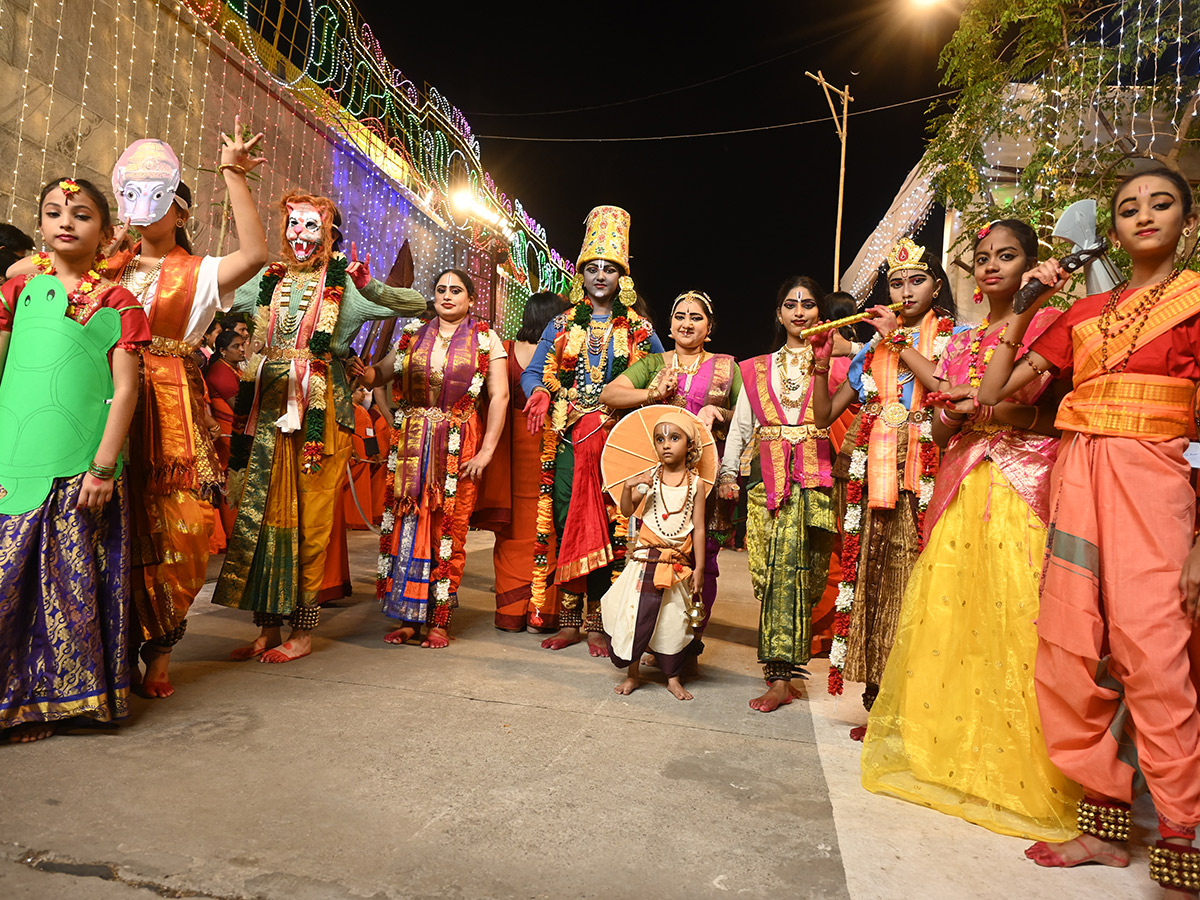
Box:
[1138,183,1151,196]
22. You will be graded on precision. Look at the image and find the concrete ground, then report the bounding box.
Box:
[0,532,1157,899]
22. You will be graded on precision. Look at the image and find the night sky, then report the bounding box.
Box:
[357,0,961,359]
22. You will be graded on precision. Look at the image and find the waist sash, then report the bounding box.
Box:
[1056,373,1195,441]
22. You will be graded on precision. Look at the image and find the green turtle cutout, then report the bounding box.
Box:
[0,274,122,514]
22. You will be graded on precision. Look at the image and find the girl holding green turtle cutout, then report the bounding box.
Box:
[0,177,151,743]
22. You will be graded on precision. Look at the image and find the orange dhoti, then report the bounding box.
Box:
[130,346,221,644]
[1037,432,1200,831]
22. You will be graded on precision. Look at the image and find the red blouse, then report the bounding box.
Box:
[1031,290,1200,381]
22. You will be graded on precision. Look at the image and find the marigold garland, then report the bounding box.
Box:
[529,423,559,617]
[29,251,109,321]
[527,295,653,618]
[829,315,954,695]
[377,318,491,627]
[237,254,347,474]
[543,296,652,432]
[967,315,1006,388]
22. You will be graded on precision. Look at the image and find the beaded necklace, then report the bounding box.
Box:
[649,467,695,537]
[1098,269,1182,372]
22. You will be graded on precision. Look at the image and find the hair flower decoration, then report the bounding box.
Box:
[58,178,81,197]
[976,220,997,240]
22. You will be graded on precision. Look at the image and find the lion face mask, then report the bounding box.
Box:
[279,193,335,269]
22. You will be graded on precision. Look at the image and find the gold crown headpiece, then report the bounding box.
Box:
[671,290,714,319]
[886,237,931,278]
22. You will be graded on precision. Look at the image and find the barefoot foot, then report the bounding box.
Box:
[749,679,800,712]
[135,644,174,698]
[260,629,312,663]
[667,676,693,701]
[384,626,417,645]
[587,631,609,658]
[641,653,660,669]
[614,676,640,695]
[849,726,867,742]
[1024,835,1130,868]
[231,627,282,661]
[421,626,451,649]
[541,627,582,651]
[5,722,55,743]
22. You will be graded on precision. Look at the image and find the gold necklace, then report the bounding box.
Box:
[119,254,165,305]
[279,274,319,335]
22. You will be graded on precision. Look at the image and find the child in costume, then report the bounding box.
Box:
[860,219,1081,841]
[0,178,151,742]
[809,239,963,720]
[602,409,707,701]
[977,168,1200,898]
[600,290,741,670]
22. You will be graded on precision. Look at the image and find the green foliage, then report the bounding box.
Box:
[925,0,1200,270]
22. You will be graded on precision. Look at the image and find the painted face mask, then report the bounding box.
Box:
[112,139,183,227]
[285,201,325,263]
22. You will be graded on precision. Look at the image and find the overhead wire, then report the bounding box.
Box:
[476,90,959,143]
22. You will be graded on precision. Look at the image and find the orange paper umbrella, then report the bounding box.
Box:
[601,404,718,505]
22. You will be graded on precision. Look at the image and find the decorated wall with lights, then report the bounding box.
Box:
[0,0,572,340]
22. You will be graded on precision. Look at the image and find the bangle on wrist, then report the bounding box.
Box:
[939,408,966,427]
[1029,407,1040,430]
[87,460,117,480]
[218,163,248,177]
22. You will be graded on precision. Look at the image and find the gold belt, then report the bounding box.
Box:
[265,347,317,361]
[757,424,828,441]
[145,336,196,358]
[399,406,457,423]
[863,401,930,427]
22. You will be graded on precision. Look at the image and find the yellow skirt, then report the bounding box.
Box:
[860,462,1081,841]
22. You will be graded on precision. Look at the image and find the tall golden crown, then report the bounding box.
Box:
[886,237,931,278]
[577,205,631,271]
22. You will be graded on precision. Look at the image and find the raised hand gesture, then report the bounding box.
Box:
[219,115,266,176]
[347,241,372,290]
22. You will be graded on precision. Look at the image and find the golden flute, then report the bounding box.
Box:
[799,301,904,338]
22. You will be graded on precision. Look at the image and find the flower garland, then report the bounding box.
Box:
[529,296,652,618]
[377,317,490,626]
[546,295,651,393]
[231,254,347,475]
[829,314,954,695]
[967,316,1007,387]
[30,251,109,320]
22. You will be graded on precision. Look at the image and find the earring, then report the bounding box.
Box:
[1185,226,1194,238]
[972,285,984,304]
[1113,239,1122,251]
[176,220,184,228]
